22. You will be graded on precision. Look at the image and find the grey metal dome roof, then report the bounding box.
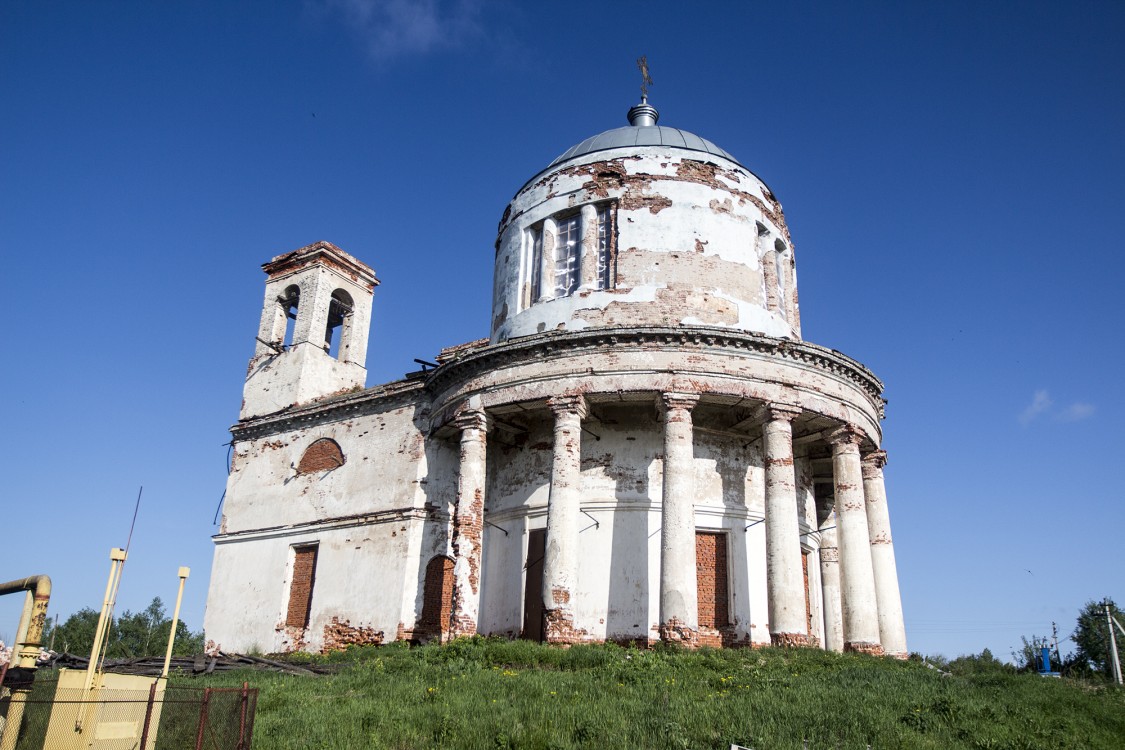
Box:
[549,124,742,169]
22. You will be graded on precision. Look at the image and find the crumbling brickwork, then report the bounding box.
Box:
[322,617,384,652]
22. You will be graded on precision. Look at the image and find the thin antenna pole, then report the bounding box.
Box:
[125,486,143,557]
[97,488,143,677]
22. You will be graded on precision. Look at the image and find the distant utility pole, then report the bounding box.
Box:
[1105,602,1123,685]
[1051,621,1061,668]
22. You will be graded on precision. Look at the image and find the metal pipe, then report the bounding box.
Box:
[0,574,52,750]
[0,575,52,668]
[162,567,190,678]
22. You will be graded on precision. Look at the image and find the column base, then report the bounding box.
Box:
[885,650,908,660]
[659,619,700,648]
[770,632,820,648]
[544,608,587,645]
[844,641,885,656]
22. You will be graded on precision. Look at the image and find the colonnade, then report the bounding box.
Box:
[446,393,907,657]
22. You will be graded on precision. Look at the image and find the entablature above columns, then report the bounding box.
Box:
[425,327,884,448]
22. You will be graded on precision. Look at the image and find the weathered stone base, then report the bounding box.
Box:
[770,631,820,648]
[544,608,587,644]
[885,650,908,660]
[844,641,885,656]
[659,619,700,648]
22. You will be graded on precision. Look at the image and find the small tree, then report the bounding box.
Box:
[1071,598,1124,680]
[44,598,205,658]
[1011,634,1050,672]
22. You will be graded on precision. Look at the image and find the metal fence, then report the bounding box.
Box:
[0,675,256,750]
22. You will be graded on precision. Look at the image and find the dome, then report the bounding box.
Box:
[550,124,741,169]
[548,100,742,169]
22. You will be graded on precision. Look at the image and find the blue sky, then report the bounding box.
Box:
[2,0,1122,661]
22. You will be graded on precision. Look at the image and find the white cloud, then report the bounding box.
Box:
[1056,402,1095,422]
[1019,390,1053,425]
[1018,390,1095,425]
[323,0,483,60]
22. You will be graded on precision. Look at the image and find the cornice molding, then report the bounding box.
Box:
[427,326,884,411]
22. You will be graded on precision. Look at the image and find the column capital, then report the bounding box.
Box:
[861,449,888,479]
[764,403,802,423]
[825,423,864,448]
[658,392,701,414]
[547,394,588,420]
[453,409,490,433]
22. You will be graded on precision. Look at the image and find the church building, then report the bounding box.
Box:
[203,96,908,657]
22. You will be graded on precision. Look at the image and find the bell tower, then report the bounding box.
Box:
[241,241,378,420]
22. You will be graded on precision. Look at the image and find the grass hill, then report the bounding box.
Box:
[190,638,1125,749]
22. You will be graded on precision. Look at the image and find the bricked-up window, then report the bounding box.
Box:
[419,556,455,640]
[286,545,318,628]
[696,532,730,629]
[296,438,345,474]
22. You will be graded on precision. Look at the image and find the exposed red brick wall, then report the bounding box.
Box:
[322,617,384,652]
[696,531,729,630]
[418,556,455,641]
[286,546,317,628]
[297,438,344,474]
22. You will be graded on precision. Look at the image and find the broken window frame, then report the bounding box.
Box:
[528,202,616,304]
[553,213,581,297]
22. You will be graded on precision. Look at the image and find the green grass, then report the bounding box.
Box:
[182,639,1125,749]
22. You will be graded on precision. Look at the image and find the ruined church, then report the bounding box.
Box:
[204,96,908,657]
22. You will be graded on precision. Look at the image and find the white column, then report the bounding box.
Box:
[537,218,557,302]
[659,392,700,645]
[542,395,587,643]
[827,425,883,655]
[818,513,843,652]
[763,405,814,647]
[863,450,908,658]
[450,409,488,637]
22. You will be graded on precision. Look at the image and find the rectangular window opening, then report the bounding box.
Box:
[553,214,581,297]
[596,206,613,290]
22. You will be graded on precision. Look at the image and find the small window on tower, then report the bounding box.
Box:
[324,290,354,359]
[281,285,300,349]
